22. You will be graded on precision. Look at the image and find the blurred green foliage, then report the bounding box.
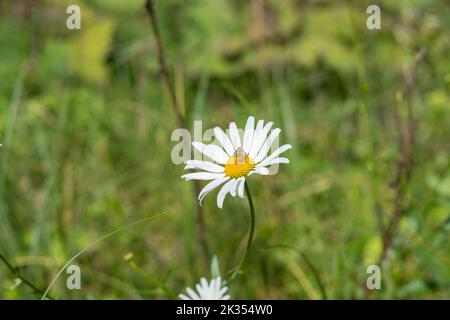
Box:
[0,0,449,299]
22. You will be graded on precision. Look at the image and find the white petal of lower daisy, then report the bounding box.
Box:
[207,279,216,299]
[192,142,229,164]
[185,160,225,173]
[186,287,201,300]
[181,172,225,180]
[236,177,245,198]
[242,116,255,154]
[249,121,273,159]
[213,278,221,296]
[256,144,292,167]
[217,179,236,209]
[219,287,230,299]
[207,278,217,298]
[229,122,241,150]
[251,167,270,175]
[214,127,235,156]
[179,277,230,300]
[198,176,230,205]
[197,278,209,298]
[253,128,281,163]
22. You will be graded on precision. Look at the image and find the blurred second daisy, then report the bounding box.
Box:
[179,277,230,300]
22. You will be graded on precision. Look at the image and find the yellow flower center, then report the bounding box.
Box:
[224,153,255,178]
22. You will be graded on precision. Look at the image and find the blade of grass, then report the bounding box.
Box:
[265,244,328,300]
[41,213,166,300]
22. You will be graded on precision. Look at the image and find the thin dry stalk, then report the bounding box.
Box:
[364,48,425,299]
[144,0,210,267]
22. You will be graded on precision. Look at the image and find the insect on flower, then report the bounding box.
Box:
[235,147,246,164]
[181,116,292,208]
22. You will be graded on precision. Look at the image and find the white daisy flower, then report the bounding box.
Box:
[179,277,230,300]
[181,116,291,208]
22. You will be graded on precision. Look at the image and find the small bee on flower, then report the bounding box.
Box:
[235,147,246,165]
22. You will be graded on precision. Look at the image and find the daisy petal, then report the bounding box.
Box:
[253,128,281,163]
[197,278,208,298]
[249,121,273,158]
[181,172,225,181]
[192,142,229,164]
[243,116,255,154]
[248,120,263,157]
[258,157,289,167]
[228,178,237,195]
[199,176,230,205]
[179,276,231,300]
[219,287,228,296]
[251,120,264,143]
[214,278,221,294]
[252,167,270,175]
[185,160,225,173]
[256,144,292,167]
[217,179,236,209]
[236,177,245,198]
[214,127,235,156]
[230,179,239,197]
[186,287,201,300]
[229,122,241,150]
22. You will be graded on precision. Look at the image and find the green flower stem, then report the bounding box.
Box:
[229,181,256,282]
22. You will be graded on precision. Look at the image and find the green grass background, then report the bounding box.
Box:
[0,0,449,299]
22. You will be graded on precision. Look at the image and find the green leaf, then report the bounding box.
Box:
[363,236,383,266]
[68,9,115,85]
[210,255,221,278]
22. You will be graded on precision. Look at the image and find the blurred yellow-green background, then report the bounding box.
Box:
[0,0,449,299]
